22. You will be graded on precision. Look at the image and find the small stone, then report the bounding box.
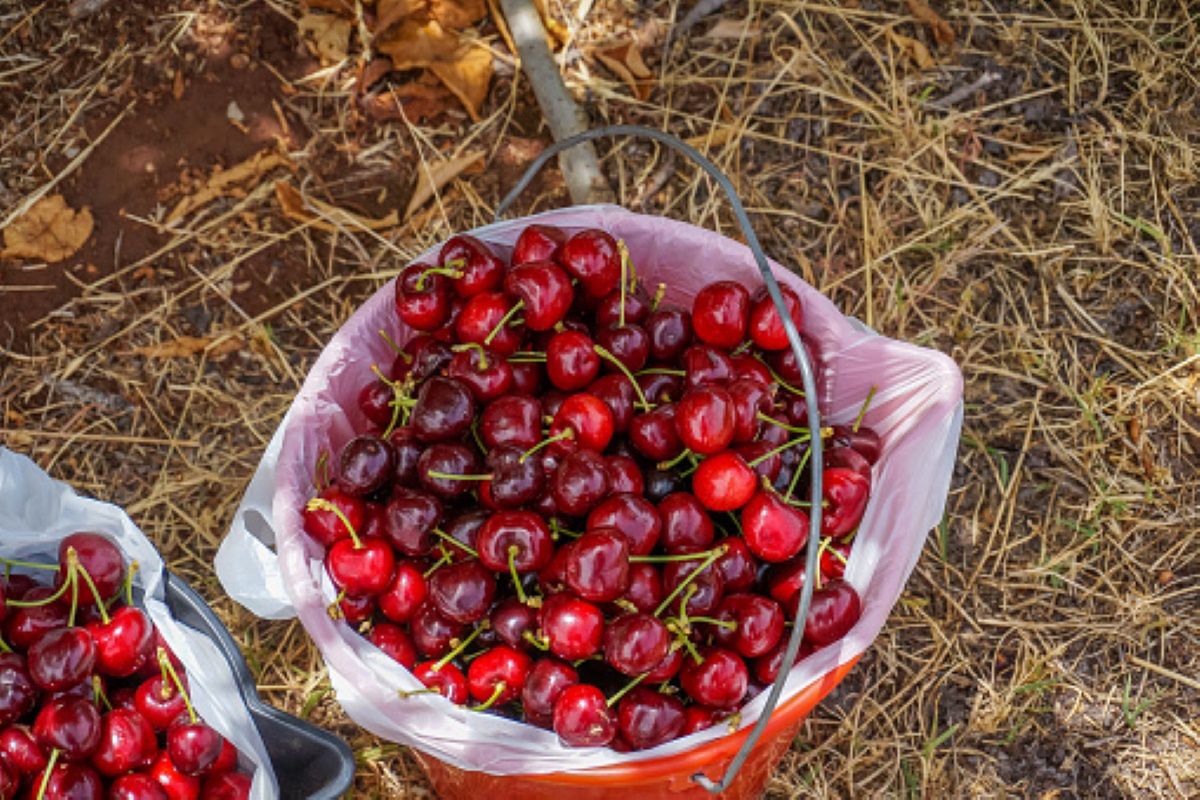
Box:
[227,100,246,124]
[230,53,250,70]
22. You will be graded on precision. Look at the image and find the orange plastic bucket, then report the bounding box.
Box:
[414,657,858,799]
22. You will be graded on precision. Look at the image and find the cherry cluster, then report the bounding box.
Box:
[304,224,879,750]
[0,534,252,799]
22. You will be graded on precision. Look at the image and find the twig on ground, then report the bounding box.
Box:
[929,71,1002,110]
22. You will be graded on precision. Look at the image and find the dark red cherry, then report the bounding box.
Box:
[89,606,154,679]
[595,325,649,373]
[752,638,814,685]
[714,537,757,592]
[537,541,573,595]
[566,529,630,603]
[692,281,750,350]
[820,540,852,581]
[675,385,736,455]
[637,371,682,405]
[728,379,773,443]
[682,345,735,389]
[504,261,574,331]
[409,603,466,659]
[0,724,46,775]
[490,598,538,651]
[485,445,545,508]
[201,770,252,800]
[440,234,505,297]
[731,353,773,384]
[620,563,663,614]
[109,773,170,800]
[822,468,871,539]
[480,395,542,450]
[553,683,615,747]
[134,675,187,732]
[417,443,481,500]
[803,580,862,646]
[711,593,784,658]
[546,331,600,392]
[748,285,804,351]
[512,223,566,265]
[658,492,714,554]
[438,510,489,562]
[644,646,683,684]
[378,560,428,623]
[395,264,450,331]
[830,424,883,464]
[477,511,553,574]
[509,358,543,395]
[603,613,669,676]
[57,533,124,607]
[383,487,442,557]
[521,658,578,718]
[428,560,496,624]
[766,340,819,386]
[692,452,756,511]
[150,749,200,798]
[603,454,643,495]
[28,761,104,799]
[736,441,782,483]
[550,393,614,454]
[551,450,610,517]
[741,490,809,563]
[661,559,724,616]
[411,377,475,443]
[337,435,395,497]
[0,654,38,727]
[454,291,524,355]
[92,708,158,777]
[398,334,453,381]
[368,623,417,669]
[336,593,374,626]
[645,307,692,362]
[302,487,365,549]
[540,594,604,660]
[166,718,223,776]
[826,445,872,478]
[628,404,683,462]
[681,705,724,735]
[559,229,621,298]
[594,284,651,327]
[387,427,423,486]
[413,661,468,704]
[586,494,661,556]
[326,537,395,597]
[616,687,685,750]
[588,374,637,434]
[357,379,395,428]
[466,645,531,706]
[764,557,808,614]
[27,627,96,692]
[447,346,513,402]
[643,466,683,503]
[34,696,102,761]
[679,646,748,709]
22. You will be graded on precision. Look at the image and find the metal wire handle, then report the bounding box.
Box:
[495,124,824,794]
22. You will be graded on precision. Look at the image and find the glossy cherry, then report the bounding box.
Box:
[620,563,663,614]
[134,675,187,732]
[149,750,201,799]
[820,540,852,581]
[830,424,882,464]
[367,622,417,669]
[616,687,685,750]
[34,696,102,760]
[489,598,538,651]
[822,467,871,538]
[692,281,750,350]
[603,613,669,676]
[447,346,513,402]
[409,603,465,659]
[201,770,252,800]
[644,307,692,361]
[741,490,809,563]
[540,594,605,660]
[595,325,649,373]
[428,560,496,624]
[302,487,365,549]
[512,223,566,265]
[476,511,553,574]
[546,331,601,392]
[382,487,442,557]
[411,377,476,443]
[803,580,862,646]
[549,393,614,454]
[88,606,154,679]
[413,661,468,704]
[681,705,723,735]
[594,284,651,327]
[454,291,524,356]
[559,230,621,298]
[713,536,757,592]
[0,724,46,775]
[326,536,395,598]
[92,708,158,777]
[484,445,545,508]
[681,345,735,389]
[675,385,736,455]
[551,450,610,518]
[27,627,96,692]
[552,684,615,747]
[57,533,124,607]
[565,529,630,603]
[28,760,105,798]
[711,593,784,658]
[661,559,724,616]
[377,561,427,623]
[466,645,531,706]
[440,234,505,297]
[692,452,757,511]
[395,264,451,331]
[480,395,542,450]
[521,658,578,718]
[586,494,661,556]
[337,435,395,497]
[110,773,171,800]
[678,646,748,709]
[628,404,683,462]
[0,653,38,728]
[504,261,574,331]
[748,285,804,351]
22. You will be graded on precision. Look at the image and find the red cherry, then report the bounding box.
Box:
[675,385,736,455]
[692,281,750,350]
[480,395,542,450]
[616,687,685,750]
[396,334,453,382]
[748,285,804,351]
[658,492,714,554]
[540,594,604,660]
[711,593,784,658]
[27,760,104,799]
[466,645,531,706]
[27,627,96,692]
[586,494,661,556]
[730,354,773,385]
[135,675,187,732]
[679,646,748,709]
[692,452,756,511]
[166,719,224,776]
[454,291,524,356]
[521,658,578,718]
[553,684,615,746]
[395,264,451,331]
[416,443,481,500]
[337,435,395,497]
[822,468,871,538]
[681,705,724,735]
[483,445,545,508]
[643,646,683,684]
[537,542,573,596]
[367,622,418,670]
[713,536,757,592]
[357,379,394,428]
[559,230,621,298]
[92,708,158,777]
[728,379,773,443]
[546,330,601,391]
[682,345,735,389]
[628,404,683,462]
[820,540,852,581]
[741,490,809,562]
[89,606,155,679]
[34,696,102,761]
[504,261,574,331]
[550,393,614,454]
[595,325,649,373]
[551,450,610,518]
[440,234,505,297]
[587,374,637,435]
[382,487,442,557]
[409,603,465,659]
[476,511,553,574]
[209,738,238,775]
[413,660,468,704]
[437,511,488,563]
[603,614,669,676]
[803,580,862,646]
[637,371,682,406]
[645,307,692,361]
[428,560,496,624]
[378,560,428,623]
[594,285,651,327]
[336,593,374,626]
[446,346,513,402]
[57,533,124,607]
[110,773,170,800]
[830,424,882,464]
[0,724,46,775]
[603,454,643,495]
[302,487,365,549]
[0,654,38,727]
[512,223,566,265]
[566,529,630,603]
[149,749,201,800]
[661,559,724,616]
[326,536,395,597]
[619,563,663,614]
[489,598,538,651]
[826,445,872,478]
[411,376,476,443]
[201,770,252,800]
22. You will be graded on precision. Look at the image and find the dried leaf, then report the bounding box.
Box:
[430,0,486,30]
[360,77,453,122]
[888,29,935,70]
[429,45,492,121]
[275,181,400,232]
[2,194,93,263]
[594,40,653,101]
[132,335,244,359]
[905,0,955,47]
[533,0,568,46]
[685,127,735,149]
[298,12,352,65]
[405,151,484,219]
[167,151,292,223]
[374,0,426,34]
[376,18,459,69]
[701,18,761,39]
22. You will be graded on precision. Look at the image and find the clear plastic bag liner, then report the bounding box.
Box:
[0,448,279,799]
[216,205,963,774]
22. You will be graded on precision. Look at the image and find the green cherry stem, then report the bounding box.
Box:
[687,616,737,630]
[507,546,527,605]
[753,356,806,397]
[650,282,666,312]
[431,528,479,559]
[5,572,73,608]
[93,675,111,711]
[0,556,59,571]
[522,630,550,651]
[653,546,726,617]
[426,471,493,482]
[452,342,490,369]
[617,241,629,327]
[0,636,11,654]
[74,557,110,625]
[592,345,652,410]
[416,263,465,291]
[784,444,814,500]
[606,671,648,708]
[423,553,453,578]
[636,367,685,377]
[519,429,573,464]
[470,681,508,712]
[306,498,362,547]
[123,561,139,607]
[378,328,408,356]
[747,435,811,468]
[35,748,60,800]
[630,550,719,564]
[757,412,808,434]
[853,385,878,432]
[507,351,547,363]
[158,648,198,723]
[656,448,693,471]
[484,300,525,346]
[432,622,488,671]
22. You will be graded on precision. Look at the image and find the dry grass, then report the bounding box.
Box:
[2,0,1198,797]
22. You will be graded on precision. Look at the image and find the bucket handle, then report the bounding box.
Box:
[496,125,825,794]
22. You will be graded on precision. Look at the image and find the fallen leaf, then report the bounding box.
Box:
[594,39,654,101]
[132,335,244,359]
[374,0,427,33]
[701,18,761,39]
[376,18,459,69]
[429,44,492,121]
[905,0,955,47]
[360,77,453,122]
[276,181,401,232]
[298,12,352,65]
[167,150,292,223]
[430,0,487,30]
[2,194,93,262]
[533,0,568,46]
[405,151,484,219]
[685,127,735,149]
[888,29,935,69]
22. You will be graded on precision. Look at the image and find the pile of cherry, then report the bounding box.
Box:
[303,223,880,751]
[0,534,252,799]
